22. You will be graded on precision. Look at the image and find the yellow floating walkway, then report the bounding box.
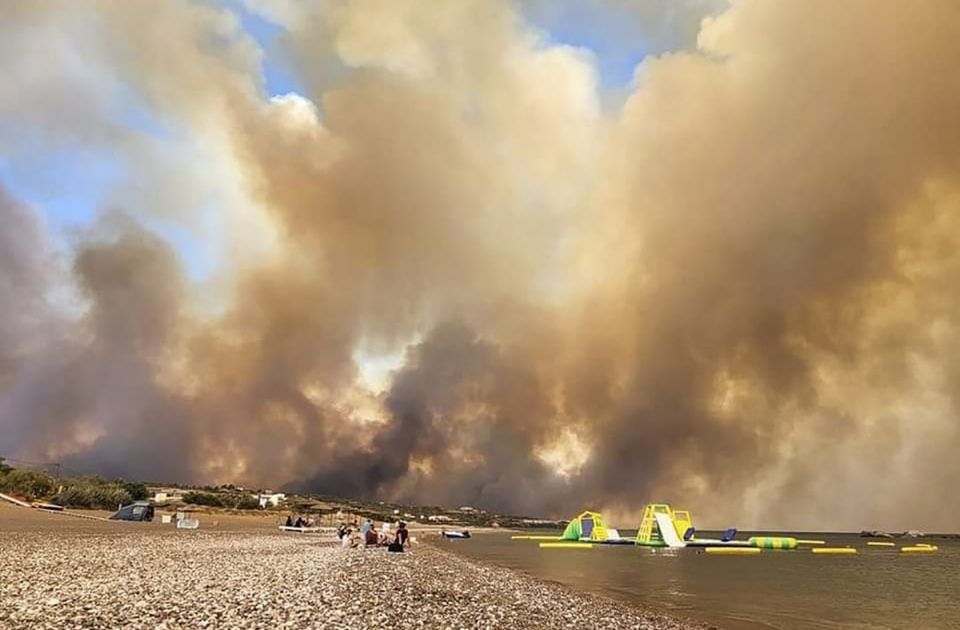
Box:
[512,535,562,540]
[866,541,896,547]
[705,547,761,555]
[812,547,857,555]
[902,546,937,553]
[539,542,593,549]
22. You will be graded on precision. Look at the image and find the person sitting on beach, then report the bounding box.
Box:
[360,518,372,537]
[387,523,408,553]
[285,515,294,527]
[365,526,378,547]
[294,516,306,528]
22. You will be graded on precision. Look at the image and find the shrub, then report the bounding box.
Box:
[120,480,148,501]
[51,477,133,509]
[0,469,56,499]
[233,495,260,510]
[182,491,224,507]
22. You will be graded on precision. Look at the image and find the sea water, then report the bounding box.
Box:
[442,532,960,629]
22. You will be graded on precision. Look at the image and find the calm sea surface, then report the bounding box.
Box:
[442,532,960,629]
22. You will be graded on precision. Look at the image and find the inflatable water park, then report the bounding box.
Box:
[512,504,940,555]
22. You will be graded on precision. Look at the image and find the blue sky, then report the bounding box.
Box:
[1,1,711,281]
[227,1,305,97]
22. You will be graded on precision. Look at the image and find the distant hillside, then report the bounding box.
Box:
[0,458,563,528]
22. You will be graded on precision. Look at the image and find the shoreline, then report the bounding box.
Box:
[0,504,709,629]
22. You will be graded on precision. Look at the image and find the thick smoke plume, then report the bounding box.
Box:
[2,0,960,530]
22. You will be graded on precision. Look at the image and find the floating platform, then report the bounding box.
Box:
[511,535,562,541]
[749,536,798,550]
[685,539,754,548]
[539,542,593,549]
[812,547,857,554]
[796,539,825,545]
[704,547,761,555]
[901,546,937,553]
[867,541,896,547]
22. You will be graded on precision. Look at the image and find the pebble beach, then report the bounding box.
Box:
[0,505,708,630]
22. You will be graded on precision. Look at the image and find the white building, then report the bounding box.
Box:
[257,492,286,508]
[153,490,183,503]
[427,515,451,522]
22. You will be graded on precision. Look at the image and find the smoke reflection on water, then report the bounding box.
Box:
[442,533,960,630]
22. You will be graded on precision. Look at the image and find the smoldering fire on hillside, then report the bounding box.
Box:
[2,1,960,531]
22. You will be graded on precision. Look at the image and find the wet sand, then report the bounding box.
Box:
[0,504,709,629]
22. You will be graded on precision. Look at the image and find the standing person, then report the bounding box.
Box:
[360,518,372,537]
[395,522,410,549]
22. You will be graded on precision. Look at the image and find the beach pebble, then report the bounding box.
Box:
[0,525,705,629]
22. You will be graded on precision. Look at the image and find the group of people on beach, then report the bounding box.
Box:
[284,514,313,528]
[337,518,410,553]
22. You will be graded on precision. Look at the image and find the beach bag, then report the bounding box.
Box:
[387,541,404,553]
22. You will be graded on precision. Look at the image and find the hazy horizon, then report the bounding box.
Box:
[3,0,960,532]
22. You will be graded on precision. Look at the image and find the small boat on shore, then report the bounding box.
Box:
[441,530,471,539]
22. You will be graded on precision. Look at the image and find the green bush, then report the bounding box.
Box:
[120,480,148,501]
[233,495,260,510]
[51,478,133,509]
[0,469,56,499]
[182,491,224,507]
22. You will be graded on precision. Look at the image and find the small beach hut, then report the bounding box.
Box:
[561,510,609,541]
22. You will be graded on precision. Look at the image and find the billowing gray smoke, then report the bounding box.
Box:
[2,0,960,530]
